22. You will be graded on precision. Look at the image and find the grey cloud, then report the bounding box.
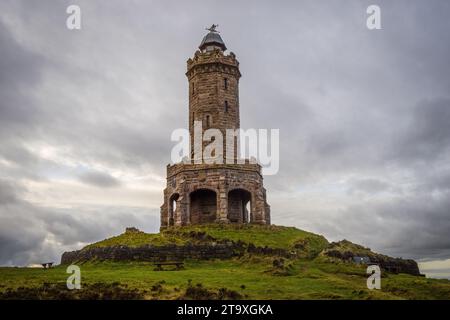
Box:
[0,19,46,136]
[0,179,159,266]
[417,169,450,193]
[0,179,23,204]
[348,178,392,194]
[346,193,450,260]
[278,191,450,261]
[0,1,177,177]
[391,98,450,164]
[78,170,121,188]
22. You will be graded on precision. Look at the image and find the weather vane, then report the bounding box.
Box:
[206,24,219,33]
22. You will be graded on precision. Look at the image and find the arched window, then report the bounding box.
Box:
[224,78,228,90]
[224,100,229,113]
[192,82,195,95]
[205,115,211,128]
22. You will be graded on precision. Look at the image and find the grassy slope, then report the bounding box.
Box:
[1,224,450,299]
[82,224,328,259]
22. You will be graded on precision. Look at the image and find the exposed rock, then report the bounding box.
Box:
[322,240,421,276]
[125,227,142,234]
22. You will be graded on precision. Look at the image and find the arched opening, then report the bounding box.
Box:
[168,193,179,226]
[189,189,217,224]
[228,189,252,223]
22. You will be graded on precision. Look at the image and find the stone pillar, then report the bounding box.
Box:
[181,192,190,226]
[265,203,271,225]
[174,193,188,226]
[252,191,267,224]
[160,204,168,229]
[160,187,170,229]
[217,176,229,223]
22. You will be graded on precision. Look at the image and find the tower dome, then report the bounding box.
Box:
[199,24,227,52]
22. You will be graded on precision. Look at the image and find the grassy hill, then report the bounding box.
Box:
[1,224,450,300]
[82,224,328,259]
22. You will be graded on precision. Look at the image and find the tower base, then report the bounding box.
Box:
[160,162,270,228]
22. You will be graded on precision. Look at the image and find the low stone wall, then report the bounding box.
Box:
[60,241,294,265]
[61,243,235,264]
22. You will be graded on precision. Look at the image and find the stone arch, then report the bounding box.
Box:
[189,188,217,224]
[168,193,179,226]
[227,188,252,223]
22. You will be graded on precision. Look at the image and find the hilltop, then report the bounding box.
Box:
[1,224,450,300]
[61,224,329,263]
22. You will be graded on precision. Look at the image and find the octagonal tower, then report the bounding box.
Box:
[160,26,270,228]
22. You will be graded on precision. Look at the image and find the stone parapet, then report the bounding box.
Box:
[166,161,262,179]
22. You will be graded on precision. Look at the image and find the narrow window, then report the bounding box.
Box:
[224,100,229,113]
[192,82,195,95]
[206,115,210,128]
[224,78,228,90]
[192,112,195,125]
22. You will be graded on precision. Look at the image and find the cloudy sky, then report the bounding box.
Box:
[1,0,449,277]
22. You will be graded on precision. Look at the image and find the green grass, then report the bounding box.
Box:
[167,224,327,249]
[1,258,449,299]
[83,231,187,250]
[1,224,449,300]
[84,224,329,258]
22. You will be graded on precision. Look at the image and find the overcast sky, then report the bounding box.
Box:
[1,0,449,277]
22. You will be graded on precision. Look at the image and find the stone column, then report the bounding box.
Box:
[160,189,169,229]
[252,191,267,224]
[265,203,271,225]
[160,205,168,228]
[217,176,229,223]
[177,192,189,226]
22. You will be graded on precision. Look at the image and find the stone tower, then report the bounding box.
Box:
[160,26,270,228]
